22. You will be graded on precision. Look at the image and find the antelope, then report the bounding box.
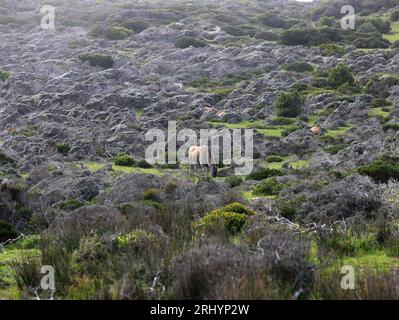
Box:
[310,126,321,135]
[187,145,218,177]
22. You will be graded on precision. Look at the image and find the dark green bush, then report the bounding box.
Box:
[362,18,391,34]
[276,196,306,220]
[327,63,355,88]
[136,159,152,169]
[114,153,135,166]
[0,220,18,242]
[79,54,115,69]
[266,155,284,163]
[319,43,345,57]
[391,9,399,21]
[225,176,243,188]
[56,143,71,155]
[357,157,399,183]
[248,167,282,181]
[275,90,304,118]
[280,28,326,46]
[104,26,132,40]
[372,98,392,108]
[324,144,347,155]
[282,62,313,73]
[254,31,279,41]
[353,35,390,49]
[382,123,399,131]
[393,40,399,49]
[0,151,16,166]
[259,14,287,28]
[253,178,285,196]
[222,25,257,37]
[175,37,207,49]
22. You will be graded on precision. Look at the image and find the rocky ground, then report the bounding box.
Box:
[1,0,399,300]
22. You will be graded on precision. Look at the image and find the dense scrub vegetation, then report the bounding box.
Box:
[1,0,399,301]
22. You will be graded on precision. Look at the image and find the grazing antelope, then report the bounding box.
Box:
[310,126,321,135]
[187,145,218,177]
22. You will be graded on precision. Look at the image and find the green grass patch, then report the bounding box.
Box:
[322,125,353,138]
[368,107,391,121]
[85,162,162,175]
[383,21,399,43]
[209,120,298,138]
[0,248,40,299]
[243,191,276,202]
[290,160,309,170]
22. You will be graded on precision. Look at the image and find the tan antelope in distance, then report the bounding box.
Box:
[187,145,218,177]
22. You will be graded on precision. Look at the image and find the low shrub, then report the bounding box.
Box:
[257,229,314,293]
[353,35,390,49]
[0,220,18,242]
[327,63,355,88]
[225,176,243,188]
[319,43,345,57]
[56,142,71,155]
[276,196,306,220]
[194,210,248,235]
[0,151,16,166]
[116,229,160,254]
[136,159,152,169]
[114,153,135,167]
[248,167,282,181]
[282,62,313,73]
[266,155,284,163]
[165,180,179,193]
[275,90,304,118]
[391,9,399,22]
[79,54,115,69]
[222,25,257,37]
[221,202,255,216]
[194,203,254,235]
[104,26,132,40]
[372,98,392,108]
[259,13,288,29]
[121,19,149,33]
[0,70,10,81]
[382,123,399,131]
[143,188,160,202]
[59,198,85,211]
[357,157,399,183]
[168,242,246,299]
[175,37,207,49]
[254,31,279,41]
[253,178,285,197]
[279,28,326,46]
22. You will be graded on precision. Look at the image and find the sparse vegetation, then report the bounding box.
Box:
[79,54,115,69]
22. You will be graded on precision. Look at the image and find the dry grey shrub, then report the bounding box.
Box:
[167,239,248,299]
